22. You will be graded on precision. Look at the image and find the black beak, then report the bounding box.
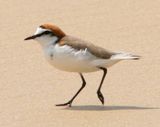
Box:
[24,34,38,40]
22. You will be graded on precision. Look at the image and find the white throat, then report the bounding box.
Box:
[35,36,58,47]
[34,27,58,47]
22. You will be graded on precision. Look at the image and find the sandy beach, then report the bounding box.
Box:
[0,0,160,126]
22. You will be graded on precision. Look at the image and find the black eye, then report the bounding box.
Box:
[36,30,54,38]
[44,31,52,34]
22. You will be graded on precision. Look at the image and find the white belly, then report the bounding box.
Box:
[44,44,119,72]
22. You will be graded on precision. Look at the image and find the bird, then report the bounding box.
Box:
[24,23,140,107]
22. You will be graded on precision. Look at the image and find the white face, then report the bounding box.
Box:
[34,27,50,35]
[34,27,58,46]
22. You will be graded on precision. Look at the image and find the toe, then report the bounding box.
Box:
[97,91,104,105]
[56,101,72,107]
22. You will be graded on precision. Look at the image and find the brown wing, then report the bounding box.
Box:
[59,35,114,59]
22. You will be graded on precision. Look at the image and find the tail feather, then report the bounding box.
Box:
[111,52,140,60]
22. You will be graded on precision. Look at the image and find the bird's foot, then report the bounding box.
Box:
[56,100,73,107]
[97,90,104,105]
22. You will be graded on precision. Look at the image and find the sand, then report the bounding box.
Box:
[0,0,160,126]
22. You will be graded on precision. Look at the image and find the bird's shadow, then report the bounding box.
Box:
[64,105,159,111]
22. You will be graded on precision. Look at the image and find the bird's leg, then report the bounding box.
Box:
[56,73,86,107]
[97,67,107,105]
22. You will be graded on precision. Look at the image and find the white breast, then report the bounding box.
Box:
[44,44,101,72]
[43,44,121,72]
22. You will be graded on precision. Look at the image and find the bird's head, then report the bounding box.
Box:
[24,23,65,45]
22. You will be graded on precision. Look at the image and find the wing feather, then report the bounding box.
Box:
[59,35,114,59]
